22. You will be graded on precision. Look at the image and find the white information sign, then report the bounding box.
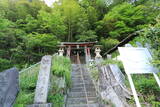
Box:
[118,47,158,74]
[118,47,160,107]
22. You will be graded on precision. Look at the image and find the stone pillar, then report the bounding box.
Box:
[27,55,52,107]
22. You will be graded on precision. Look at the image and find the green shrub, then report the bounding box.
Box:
[14,64,40,106]
[51,56,71,87]
[132,75,160,95]
[130,74,160,104]
[48,93,64,107]
[20,70,39,91]
[100,38,119,53]
[0,58,12,72]
[48,56,72,107]
[13,91,34,106]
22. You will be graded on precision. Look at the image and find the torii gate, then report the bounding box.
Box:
[58,42,96,63]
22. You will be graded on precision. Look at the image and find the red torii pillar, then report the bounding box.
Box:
[66,46,71,57]
[84,45,91,64]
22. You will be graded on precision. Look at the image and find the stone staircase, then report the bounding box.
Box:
[66,64,99,107]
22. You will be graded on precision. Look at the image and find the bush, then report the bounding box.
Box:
[48,93,64,107]
[0,58,12,72]
[14,64,40,106]
[100,38,119,53]
[131,74,160,104]
[133,75,160,95]
[51,56,71,87]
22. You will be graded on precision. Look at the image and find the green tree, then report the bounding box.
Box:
[25,33,59,62]
[77,30,97,42]
[96,3,155,40]
[56,0,91,41]
[37,10,67,40]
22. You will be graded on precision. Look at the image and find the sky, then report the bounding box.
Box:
[44,0,57,6]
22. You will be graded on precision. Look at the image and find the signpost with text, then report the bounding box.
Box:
[118,47,160,107]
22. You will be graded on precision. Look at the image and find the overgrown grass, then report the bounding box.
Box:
[131,74,160,106]
[13,64,40,107]
[51,56,71,87]
[48,55,71,107]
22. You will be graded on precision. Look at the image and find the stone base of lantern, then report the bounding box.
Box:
[95,57,103,64]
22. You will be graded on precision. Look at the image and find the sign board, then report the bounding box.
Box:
[118,47,160,107]
[0,68,19,107]
[118,47,158,74]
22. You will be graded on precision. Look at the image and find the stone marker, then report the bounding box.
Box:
[34,55,52,103]
[0,67,19,107]
[28,55,52,107]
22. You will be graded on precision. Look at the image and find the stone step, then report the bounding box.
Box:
[67,98,87,104]
[67,97,97,104]
[71,83,94,87]
[70,87,96,92]
[72,83,94,88]
[71,77,92,81]
[71,85,95,89]
[72,81,93,85]
[67,64,99,107]
[72,80,93,85]
[68,92,96,98]
[71,73,90,77]
[66,103,99,107]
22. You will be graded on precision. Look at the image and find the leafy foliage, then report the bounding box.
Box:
[48,93,64,107]
[51,56,72,87]
[142,17,160,69]
[132,74,160,105]
[25,33,58,62]
[131,17,160,69]
[0,58,12,72]
[96,2,157,40]
[100,38,119,52]
[14,64,40,106]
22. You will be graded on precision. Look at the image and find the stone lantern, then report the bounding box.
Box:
[58,45,65,56]
[94,45,102,58]
[94,45,102,64]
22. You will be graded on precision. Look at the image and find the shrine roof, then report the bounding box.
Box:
[61,42,96,46]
